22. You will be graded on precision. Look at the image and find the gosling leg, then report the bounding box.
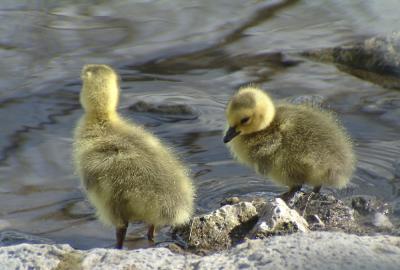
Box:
[115,223,128,249]
[147,224,155,241]
[280,185,302,202]
[313,185,322,193]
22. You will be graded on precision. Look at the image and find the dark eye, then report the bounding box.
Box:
[241,117,250,124]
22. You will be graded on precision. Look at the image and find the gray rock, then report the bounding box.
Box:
[290,192,357,232]
[175,198,311,252]
[346,195,391,216]
[249,198,309,238]
[285,95,327,108]
[333,32,400,76]
[1,232,400,270]
[303,32,400,89]
[174,202,258,252]
[129,100,197,116]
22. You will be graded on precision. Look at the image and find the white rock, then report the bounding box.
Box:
[1,232,400,270]
[0,244,73,270]
[372,212,393,228]
[250,198,309,237]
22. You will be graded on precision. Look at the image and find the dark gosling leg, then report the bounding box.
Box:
[280,185,302,202]
[115,223,128,249]
[147,224,155,241]
[313,185,322,193]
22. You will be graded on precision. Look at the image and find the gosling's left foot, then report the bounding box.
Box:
[147,224,155,241]
[279,185,302,203]
[115,223,128,249]
[312,185,322,193]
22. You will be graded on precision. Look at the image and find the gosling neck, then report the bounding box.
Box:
[84,109,119,123]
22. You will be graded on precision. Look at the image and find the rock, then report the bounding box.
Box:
[347,195,391,216]
[175,198,310,252]
[1,232,400,270]
[220,196,241,206]
[332,32,400,76]
[0,230,54,247]
[129,100,197,116]
[0,243,75,270]
[173,202,258,252]
[290,192,357,232]
[248,198,309,239]
[372,213,394,229]
[285,95,327,108]
[303,32,400,89]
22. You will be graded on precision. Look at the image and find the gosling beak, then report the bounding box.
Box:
[223,126,240,143]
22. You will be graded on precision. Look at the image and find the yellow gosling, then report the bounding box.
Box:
[224,86,355,201]
[73,64,195,249]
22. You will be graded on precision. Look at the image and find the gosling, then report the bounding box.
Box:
[73,64,195,249]
[223,86,355,201]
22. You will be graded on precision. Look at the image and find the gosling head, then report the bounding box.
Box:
[80,64,120,116]
[223,86,276,143]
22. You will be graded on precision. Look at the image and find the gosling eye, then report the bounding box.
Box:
[240,117,250,124]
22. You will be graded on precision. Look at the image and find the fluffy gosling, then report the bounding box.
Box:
[223,86,355,201]
[73,64,195,249]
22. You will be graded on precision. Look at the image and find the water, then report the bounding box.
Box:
[1,0,400,249]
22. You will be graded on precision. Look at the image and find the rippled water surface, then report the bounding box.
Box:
[1,0,400,249]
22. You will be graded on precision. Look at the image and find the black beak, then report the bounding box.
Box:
[223,126,240,143]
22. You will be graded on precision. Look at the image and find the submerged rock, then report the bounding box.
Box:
[129,100,197,116]
[285,95,327,108]
[0,230,54,247]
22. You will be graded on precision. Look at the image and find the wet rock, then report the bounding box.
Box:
[290,192,356,232]
[129,100,197,116]
[347,195,391,216]
[332,32,400,76]
[248,198,309,239]
[285,95,327,108]
[174,202,258,252]
[0,230,54,247]
[220,196,241,206]
[303,32,400,89]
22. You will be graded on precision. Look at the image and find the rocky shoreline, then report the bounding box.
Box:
[1,231,399,270]
[1,192,400,269]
